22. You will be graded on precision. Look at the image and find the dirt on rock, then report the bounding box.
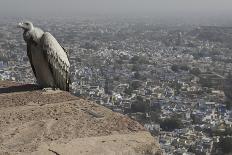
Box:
[0,81,161,155]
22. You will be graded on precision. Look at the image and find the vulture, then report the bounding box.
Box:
[18,21,70,91]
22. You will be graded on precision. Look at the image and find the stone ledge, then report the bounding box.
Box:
[32,131,160,155]
[0,81,162,155]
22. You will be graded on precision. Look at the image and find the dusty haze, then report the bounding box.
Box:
[0,0,231,17]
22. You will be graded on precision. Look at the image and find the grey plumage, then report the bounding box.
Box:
[18,21,70,91]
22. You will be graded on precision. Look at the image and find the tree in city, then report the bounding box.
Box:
[224,73,232,109]
[160,117,183,131]
[217,137,232,154]
[0,53,8,62]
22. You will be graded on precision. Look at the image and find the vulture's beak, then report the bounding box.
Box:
[17,22,24,28]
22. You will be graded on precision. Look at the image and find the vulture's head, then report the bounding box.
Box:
[18,21,34,31]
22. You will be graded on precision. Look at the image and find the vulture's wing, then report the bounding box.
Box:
[40,32,70,91]
[27,44,37,78]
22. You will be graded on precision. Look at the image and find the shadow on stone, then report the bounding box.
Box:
[0,84,39,93]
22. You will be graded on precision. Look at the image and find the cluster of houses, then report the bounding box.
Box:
[1,18,232,154]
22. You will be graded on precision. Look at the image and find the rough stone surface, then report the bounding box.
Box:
[0,81,162,155]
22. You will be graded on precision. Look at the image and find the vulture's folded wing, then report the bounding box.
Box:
[40,32,70,91]
[27,44,37,78]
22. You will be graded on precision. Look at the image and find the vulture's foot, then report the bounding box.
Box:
[42,87,55,92]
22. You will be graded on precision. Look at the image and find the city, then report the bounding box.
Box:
[0,17,232,155]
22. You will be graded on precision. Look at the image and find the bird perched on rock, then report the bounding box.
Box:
[18,21,70,91]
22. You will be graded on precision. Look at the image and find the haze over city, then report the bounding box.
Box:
[0,0,232,19]
[0,0,232,154]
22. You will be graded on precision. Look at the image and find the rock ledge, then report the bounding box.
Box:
[0,81,162,155]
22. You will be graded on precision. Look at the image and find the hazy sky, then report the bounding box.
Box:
[0,0,231,18]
